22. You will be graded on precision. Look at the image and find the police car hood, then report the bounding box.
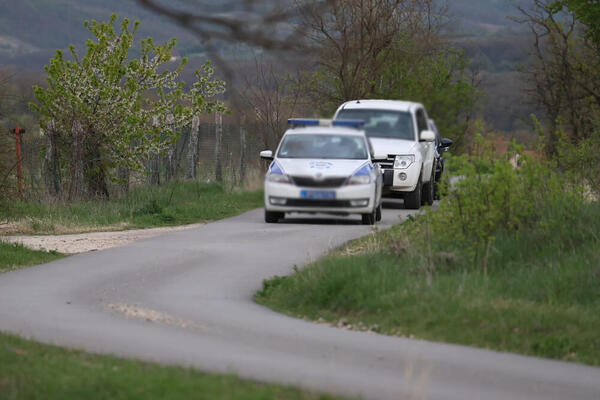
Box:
[276,158,368,178]
[369,138,418,159]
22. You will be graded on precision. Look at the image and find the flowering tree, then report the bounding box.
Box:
[32,15,226,199]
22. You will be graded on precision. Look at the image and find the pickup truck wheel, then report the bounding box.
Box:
[375,203,382,222]
[421,165,435,206]
[404,178,422,210]
[362,209,376,225]
[265,210,284,223]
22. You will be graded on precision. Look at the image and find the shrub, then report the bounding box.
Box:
[391,135,592,274]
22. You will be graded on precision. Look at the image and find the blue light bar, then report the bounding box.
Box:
[332,120,365,128]
[287,119,320,127]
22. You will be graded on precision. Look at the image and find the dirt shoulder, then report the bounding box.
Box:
[1,223,205,254]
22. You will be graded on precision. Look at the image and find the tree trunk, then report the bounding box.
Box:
[187,116,200,180]
[118,165,130,195]
[84,139,109,199]
[239,114,247,185]
[150,153,161,185]
[43,120,61,198]
[69,120,85,200]
[214,112,223,183]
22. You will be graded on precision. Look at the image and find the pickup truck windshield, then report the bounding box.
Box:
[336,109,414,140]
[278,134,368,159]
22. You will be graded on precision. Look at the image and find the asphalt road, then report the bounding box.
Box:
[1,203,599,399]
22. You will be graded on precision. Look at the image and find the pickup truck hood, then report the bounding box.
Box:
[369,138,418,159]
[275,158,368,177]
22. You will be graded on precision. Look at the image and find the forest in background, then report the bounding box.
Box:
[1,0,597,204]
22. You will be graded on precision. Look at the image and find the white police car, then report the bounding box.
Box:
[260,119,383,224]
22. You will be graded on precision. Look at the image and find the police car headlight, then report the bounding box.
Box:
[347,164,372,185]
[394,155,415,169]
[267,172,291,184]
[347,175,371,185]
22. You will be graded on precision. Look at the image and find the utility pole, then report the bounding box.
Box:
[12,126,26,201]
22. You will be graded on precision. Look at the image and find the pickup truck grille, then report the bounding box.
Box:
[373,156,395,169]
[291,176,347,188]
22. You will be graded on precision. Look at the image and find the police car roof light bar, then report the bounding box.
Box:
[287,119,320,127]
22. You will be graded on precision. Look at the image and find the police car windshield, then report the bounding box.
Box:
[336,109,414,140]
[278,134,368,159]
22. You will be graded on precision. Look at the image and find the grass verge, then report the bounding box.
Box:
[0,331,339,400]
[256,197,600,366]
[1,181,263,234]
[0,241,66,273]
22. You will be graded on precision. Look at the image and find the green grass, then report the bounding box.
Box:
[256,202,600,366]
[1,182,263,234]
[0,241,66,273]
[0,332,339,400]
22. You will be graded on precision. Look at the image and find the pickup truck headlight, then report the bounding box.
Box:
[347,164,372,185]
[394,155,415,169]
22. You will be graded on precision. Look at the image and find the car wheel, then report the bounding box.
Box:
[375,203,382,222]
[404,177,422,210]
[265,210,284,223]
[421,164,435,206]
[361,208,376,225]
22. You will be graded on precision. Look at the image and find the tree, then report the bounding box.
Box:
[294,0,478,148]
[515,0,600,156]
[32,15,226,199]
[550,0,600,50]
[239,57,301,150]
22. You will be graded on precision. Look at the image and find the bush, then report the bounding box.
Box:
[392,136,592,274]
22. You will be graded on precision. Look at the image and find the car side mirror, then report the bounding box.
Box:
[440,138,453,148]
[260,150,273,161]
[419,130,435,142]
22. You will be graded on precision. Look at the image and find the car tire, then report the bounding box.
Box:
[421,164,435,206]
[361,209,376,225]
[404,177,422,210]
[265,210,284,223]
[375,203,382,222]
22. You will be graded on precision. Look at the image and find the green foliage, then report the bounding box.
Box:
[0,241,65,273]
[398,136,590,272]
[550,0,600,49]
[257,238,600,365]
[31,14,226,198]
[0,332,337,400]
[0,182,264,234]
[377,44,479,149]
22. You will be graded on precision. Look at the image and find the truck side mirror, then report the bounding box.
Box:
[419,130,436,142]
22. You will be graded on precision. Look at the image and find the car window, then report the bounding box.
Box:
[277,134,368,159]
[416,109,428,133]
[336,109,414,140]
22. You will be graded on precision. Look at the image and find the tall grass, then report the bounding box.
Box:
[0,332,339,400]
[1,181,263,234]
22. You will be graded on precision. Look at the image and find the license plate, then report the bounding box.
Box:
[300,190,336,200]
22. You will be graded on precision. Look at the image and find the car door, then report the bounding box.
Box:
[416,108,434,182]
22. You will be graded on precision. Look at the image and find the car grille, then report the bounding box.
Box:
[291,176,347,188]
[285,199,356,207]
[373,156,395,169]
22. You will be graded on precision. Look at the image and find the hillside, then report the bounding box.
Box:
[0,0,526,66]
[0,0,533,133]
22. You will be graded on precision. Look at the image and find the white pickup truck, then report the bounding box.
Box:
[334,99,448,209]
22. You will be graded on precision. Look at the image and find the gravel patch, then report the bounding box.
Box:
[1,224,204,254]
